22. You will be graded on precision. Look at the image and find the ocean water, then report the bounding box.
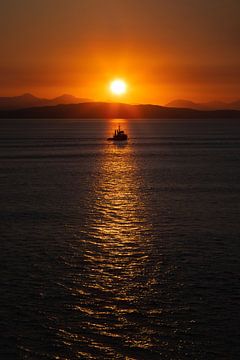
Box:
[0,118,240,360]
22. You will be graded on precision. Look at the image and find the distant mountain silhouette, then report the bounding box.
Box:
[2,94,239,113]
[165,99,240,110]
[0,102,239,119]
[0,94,92,110]
[230,100,240,110]
[48,94,92,106]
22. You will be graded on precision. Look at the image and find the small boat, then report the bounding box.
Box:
[107,125,128,141]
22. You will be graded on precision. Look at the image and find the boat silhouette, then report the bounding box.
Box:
[107,125,128,141]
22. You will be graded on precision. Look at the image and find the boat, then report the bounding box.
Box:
[107,125,128,141]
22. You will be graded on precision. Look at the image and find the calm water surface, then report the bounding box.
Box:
[0,119,240,359]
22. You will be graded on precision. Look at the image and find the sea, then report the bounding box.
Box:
[0,118,240,360]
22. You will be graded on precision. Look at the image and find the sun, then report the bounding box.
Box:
[110,79,127,96]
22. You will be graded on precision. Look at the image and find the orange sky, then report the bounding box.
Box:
[0,0,239,104]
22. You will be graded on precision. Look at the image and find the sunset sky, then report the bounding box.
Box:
[1,0,239,104]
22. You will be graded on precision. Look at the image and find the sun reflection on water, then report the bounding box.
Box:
[71,120,156,356]
[86,124,152,291]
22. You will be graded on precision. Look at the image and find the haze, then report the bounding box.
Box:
[1,0,239,104]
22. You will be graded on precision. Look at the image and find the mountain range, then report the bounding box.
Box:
[0,101,239,119]
[165,99,240,111]
[0,93,92,110]
[1,94,240,112]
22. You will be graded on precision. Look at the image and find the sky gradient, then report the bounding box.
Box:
[1,0,239,104]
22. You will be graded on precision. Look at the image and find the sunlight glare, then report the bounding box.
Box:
[110,79,127,96]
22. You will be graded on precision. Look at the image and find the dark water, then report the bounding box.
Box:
[0,118,240,359]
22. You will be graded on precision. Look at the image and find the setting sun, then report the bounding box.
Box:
[110,79,127,96]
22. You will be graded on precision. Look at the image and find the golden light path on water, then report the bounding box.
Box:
[87,119,150,282]
[71,119,157,358]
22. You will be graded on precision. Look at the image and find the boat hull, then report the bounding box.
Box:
[107,136,128,141]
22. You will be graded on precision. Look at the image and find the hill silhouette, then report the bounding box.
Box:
[0,102,239,119]
[0,94,92,110]
[165,99,240,111]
